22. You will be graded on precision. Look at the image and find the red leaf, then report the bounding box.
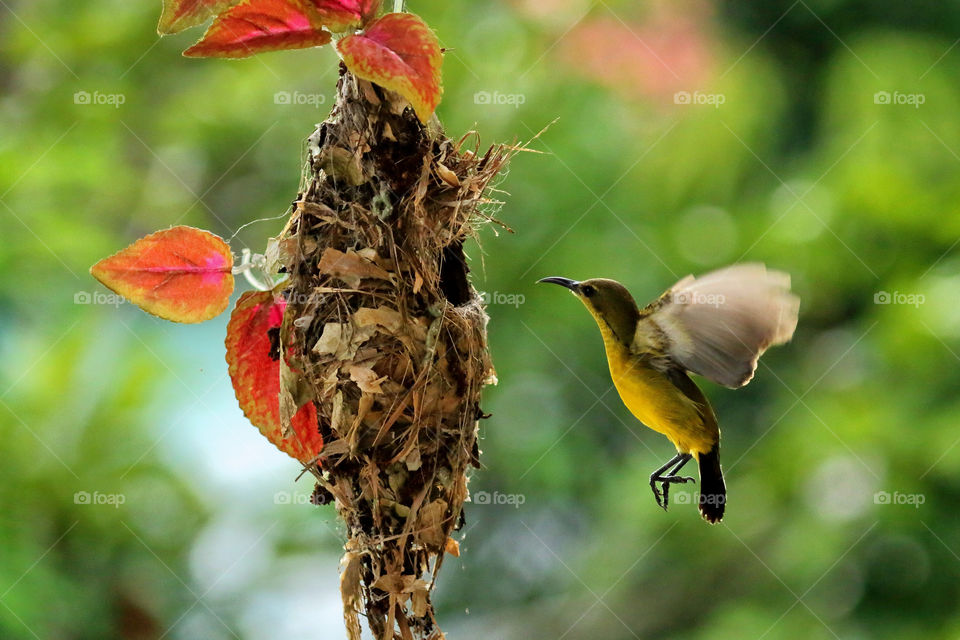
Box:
[337,12,443,122]
[90,226,234,323]
[225,291,324,463]
[159,0,240,34]
[307,0,381,32]
[184,0,333,59]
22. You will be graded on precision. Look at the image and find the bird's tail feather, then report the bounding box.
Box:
[697,445,726,523]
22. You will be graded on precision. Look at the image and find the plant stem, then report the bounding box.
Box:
[393,0,406,12]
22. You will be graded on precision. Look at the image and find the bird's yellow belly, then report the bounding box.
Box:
[604,342,716,455]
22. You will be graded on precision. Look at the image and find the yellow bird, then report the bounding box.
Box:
[539,264,799,523]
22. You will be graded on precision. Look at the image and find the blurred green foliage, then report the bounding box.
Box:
[3,0,960,638]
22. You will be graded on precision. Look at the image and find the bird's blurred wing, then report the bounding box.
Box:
[635,264,799,388]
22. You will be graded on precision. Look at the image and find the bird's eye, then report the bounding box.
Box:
[581,285,595,297]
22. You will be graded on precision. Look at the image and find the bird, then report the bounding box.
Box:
[538,264,799,523]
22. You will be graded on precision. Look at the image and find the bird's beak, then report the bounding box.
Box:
[537,276,580,292]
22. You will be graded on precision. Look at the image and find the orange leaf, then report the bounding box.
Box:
[158,0,240,34]
[225,291,324,463]
[184,0,333,59]
[337,12,443,122]
[444,537,460,557]
[90,226,234,323]
[308,0,381,32]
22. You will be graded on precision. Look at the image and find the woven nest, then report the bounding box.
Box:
[275,66,512,639]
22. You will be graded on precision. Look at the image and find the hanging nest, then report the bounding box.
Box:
[275,65,512,639]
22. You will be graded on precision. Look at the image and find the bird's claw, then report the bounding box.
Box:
[649,480,664,509]
[650,475,697,511]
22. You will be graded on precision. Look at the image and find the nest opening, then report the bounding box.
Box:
[439,241,472,307]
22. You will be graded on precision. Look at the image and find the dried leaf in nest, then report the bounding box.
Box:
[435,162,460,187]
[353,305,404,333]
[340,550,364,640]
[279,356,316,438]
[405,447,422,471]
[444,537,460,557]
[349,365,385,393]
[318,247,391,288]
[318,146,366,186]
[312,317,381,361]
[415,499,449,551]
[371,573,418,595]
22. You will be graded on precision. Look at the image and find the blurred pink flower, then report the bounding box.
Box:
[512,0,590,23]
[558,4,718,103]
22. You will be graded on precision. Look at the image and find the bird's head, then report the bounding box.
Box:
[538,277,640,345]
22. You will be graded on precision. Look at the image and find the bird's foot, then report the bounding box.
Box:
[648,453,695,511]
[649,474,697,511]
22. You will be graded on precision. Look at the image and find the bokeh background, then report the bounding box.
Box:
[3,0,960,637]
